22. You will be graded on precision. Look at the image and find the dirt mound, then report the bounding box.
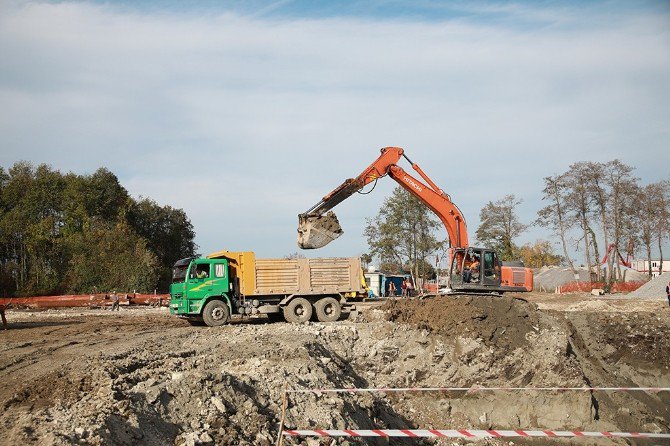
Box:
[2,304,669,445]
[534,266,592,292]
[383,296,539,350]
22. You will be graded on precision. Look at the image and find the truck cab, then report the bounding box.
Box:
[170,257,231,324]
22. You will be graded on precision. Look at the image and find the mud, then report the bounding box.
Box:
[0,294,668,445]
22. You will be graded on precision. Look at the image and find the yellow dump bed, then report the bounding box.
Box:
[207,251,364,297]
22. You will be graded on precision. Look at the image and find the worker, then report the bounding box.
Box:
[470,258,481,282]
[401,279,408,297]
[110,291,120,311]
[196,267,208,279]
[406,279,414,297]
[666,282,670,307]
[463,256,473,283]
[388,280,396,297]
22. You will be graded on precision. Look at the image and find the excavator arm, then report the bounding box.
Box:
[298,147,468,249]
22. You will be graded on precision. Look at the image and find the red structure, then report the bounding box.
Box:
[556,281,645,294]
[0,293,169,310]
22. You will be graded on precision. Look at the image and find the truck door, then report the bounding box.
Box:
[187,262,213,308]
[482,251,501,287]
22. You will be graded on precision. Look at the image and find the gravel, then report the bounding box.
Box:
[626,271,670,299]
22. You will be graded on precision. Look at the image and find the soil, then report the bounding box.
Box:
[0,293,668,446]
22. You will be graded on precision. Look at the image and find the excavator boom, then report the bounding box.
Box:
[298,147,467,249]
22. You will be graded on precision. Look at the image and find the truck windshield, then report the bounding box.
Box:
[172,265,189,283]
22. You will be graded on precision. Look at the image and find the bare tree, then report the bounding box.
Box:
[653,180,670,275]
[536,174,576,271]
[565,162,597,276]
[636,183,656,277]
[585,162,609,281]
[604,160,638,282]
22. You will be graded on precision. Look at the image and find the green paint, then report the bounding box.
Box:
[169,258,230,316]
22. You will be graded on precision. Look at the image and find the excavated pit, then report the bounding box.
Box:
[0,295,668,445]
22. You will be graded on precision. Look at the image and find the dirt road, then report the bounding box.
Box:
[0,293,668,445]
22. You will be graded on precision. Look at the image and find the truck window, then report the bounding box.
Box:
[192,264,210,279]
[172,265,188,283]
[484,251,495,277]
[215,263,226,278]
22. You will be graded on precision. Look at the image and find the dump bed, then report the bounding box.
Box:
[207,251,364,297]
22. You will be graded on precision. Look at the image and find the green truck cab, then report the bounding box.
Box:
[170,257,232,326]
[170,251,361,327]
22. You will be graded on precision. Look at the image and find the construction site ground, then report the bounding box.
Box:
[0,292,668,446]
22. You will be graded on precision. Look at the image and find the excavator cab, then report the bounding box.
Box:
[448,247,501,292]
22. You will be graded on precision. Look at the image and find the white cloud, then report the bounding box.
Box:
[0,1,669,260]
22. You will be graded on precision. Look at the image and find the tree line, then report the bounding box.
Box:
[535,160,669,281]
[0,162,197,297]
[364,159,669,284]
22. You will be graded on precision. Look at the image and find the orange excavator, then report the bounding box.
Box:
[297,147,533,294]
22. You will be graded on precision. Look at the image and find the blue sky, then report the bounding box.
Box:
[1,0,669,264]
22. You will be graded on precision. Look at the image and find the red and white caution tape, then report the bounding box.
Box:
[283,429,670,439]
[286,386,670,394]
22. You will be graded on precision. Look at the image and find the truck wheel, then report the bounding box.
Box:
[202,300,230,327]
[283,298,313,323]
[315,297,341,322]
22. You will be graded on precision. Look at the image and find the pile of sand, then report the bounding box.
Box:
[626,272,670,299]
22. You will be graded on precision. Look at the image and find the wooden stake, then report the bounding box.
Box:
[276,382,288,446]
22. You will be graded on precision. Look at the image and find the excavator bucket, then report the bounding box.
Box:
[297,211,343,249]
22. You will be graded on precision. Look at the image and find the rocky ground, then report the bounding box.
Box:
[0,293,668,446]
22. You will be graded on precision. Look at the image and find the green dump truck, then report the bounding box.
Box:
[169,250,361,326]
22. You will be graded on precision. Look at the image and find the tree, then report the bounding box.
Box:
[64,222,159,293]
[360,253,373,269]
[564,162,598,278]
[636,181,670,277]
[516,240,563,268]
[475,194,528,260]
[0,161,196,296]
[364,187,444,284]
[128,198,197,290]
[586,161,610,281]
[654,181,670,275]
[603,160,639,282]
[536,174,576,271]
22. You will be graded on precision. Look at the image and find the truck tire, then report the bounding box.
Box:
[314,297,341,322]
[283,298,312,323]
[202,300,230,327]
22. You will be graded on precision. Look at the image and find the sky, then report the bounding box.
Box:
[1,0,669,264]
